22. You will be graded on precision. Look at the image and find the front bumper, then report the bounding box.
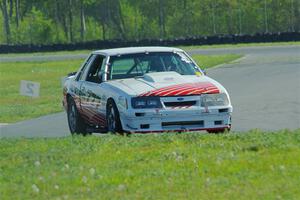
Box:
[120,106,232,133]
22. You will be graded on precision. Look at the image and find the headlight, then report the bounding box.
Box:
[131,97,162,109]
[201,93,229,107]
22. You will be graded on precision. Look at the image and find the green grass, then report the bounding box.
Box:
[1,129,300,199]
[192,54,242,69]
[0,60,83,123]
[0,54,241,123]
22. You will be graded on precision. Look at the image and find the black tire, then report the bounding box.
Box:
[106,99,123,133]
[67,97,88,135]
[207,128,230,134]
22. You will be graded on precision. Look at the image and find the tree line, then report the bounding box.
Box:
[0,0,299,45]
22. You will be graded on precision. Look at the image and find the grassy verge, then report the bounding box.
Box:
[192,54,242,69]
[1,129,299,199]
[0,54,241,123]
[0,59,82,123]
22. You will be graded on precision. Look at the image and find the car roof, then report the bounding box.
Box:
[92,46,184,56]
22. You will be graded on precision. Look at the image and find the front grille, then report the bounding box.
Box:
[164,101,196,107]
[162,120,204,127]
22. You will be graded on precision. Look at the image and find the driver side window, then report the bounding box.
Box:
[82,55,105,83]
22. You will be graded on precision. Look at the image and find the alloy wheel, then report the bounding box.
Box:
[107,106,116,132]
[68,102,77,133]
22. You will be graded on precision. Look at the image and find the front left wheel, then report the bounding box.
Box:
[67,97,89,135]
[106,100,123,133]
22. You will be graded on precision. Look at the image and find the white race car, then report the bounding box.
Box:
[63,47,232,135]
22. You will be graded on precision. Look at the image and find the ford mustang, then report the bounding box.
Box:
[62,47,232,135]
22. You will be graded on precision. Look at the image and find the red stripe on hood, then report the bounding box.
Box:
[139,82,219,97]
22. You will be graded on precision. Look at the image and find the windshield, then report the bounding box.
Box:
[107,52,202,80]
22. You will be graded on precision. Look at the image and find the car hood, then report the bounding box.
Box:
[105,72,227,97]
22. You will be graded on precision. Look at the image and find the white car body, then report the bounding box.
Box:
[63,47,232,134]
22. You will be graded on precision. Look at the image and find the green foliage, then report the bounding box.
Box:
[11,7,54,44]
[1,129,300,199]
[0,0,299,44]
[84,18,103,42]
[0,12,3,41]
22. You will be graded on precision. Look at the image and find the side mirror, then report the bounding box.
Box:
[67,71,77,77]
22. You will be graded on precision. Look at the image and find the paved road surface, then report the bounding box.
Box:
[0,113,69,138]
[207,47,300,131]
[1,45,299,137]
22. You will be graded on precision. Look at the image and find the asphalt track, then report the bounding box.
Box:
[1,45,299,137]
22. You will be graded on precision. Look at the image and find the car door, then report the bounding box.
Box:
[79,54,107,128]
[71,54,94,114]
